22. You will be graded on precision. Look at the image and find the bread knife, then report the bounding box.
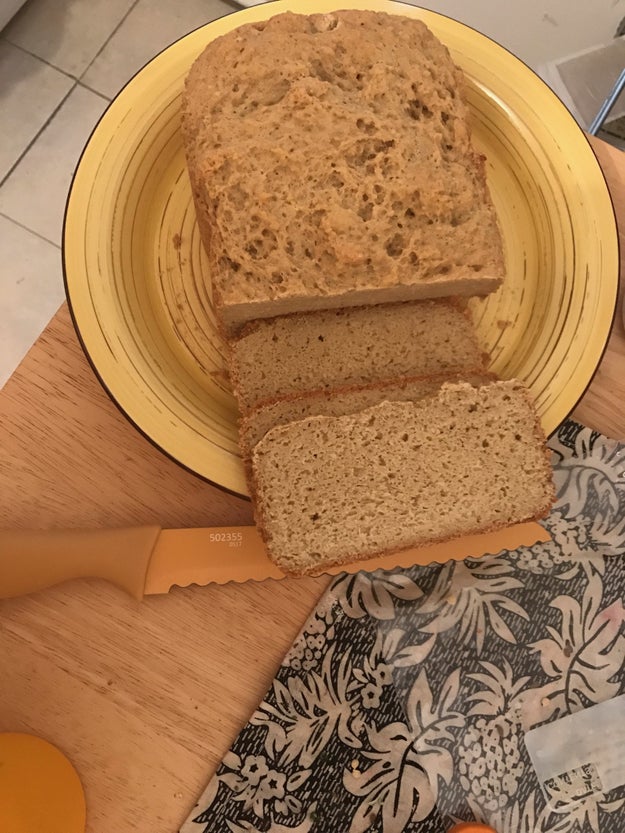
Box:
[0,526,282,600]
[0,523,550,601]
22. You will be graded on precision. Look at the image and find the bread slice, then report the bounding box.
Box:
[239,369,495,461]
[182,10,504,335]
[251,381,554,575]
[229,299,487,413]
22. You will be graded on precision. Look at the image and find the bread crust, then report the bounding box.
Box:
[250,381,555,575]
[266,509,554,578]
[238,368,496,455]
[182,10,505,335]
[227,298,489,413]
[238,369,496,494]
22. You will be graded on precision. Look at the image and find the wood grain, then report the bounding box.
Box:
[0,306,329,831]
[571,137,625,439]
[0,136,623,833]
[0,304,254,531]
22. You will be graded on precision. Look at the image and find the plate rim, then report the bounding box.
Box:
[62,0,620,498]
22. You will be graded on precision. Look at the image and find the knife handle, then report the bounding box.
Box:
[0,527,161,601]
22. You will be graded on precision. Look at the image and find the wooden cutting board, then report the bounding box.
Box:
[0,136,623,832]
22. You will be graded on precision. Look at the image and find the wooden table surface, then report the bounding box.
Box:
[1,136,624,832]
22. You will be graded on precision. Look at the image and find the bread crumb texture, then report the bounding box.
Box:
[239,368,494,459]
[251,381,555,574]
[182,10,504,327]
[229,299,485,411]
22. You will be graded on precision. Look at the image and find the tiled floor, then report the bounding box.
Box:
[0,0,234,387]
[0,0,623,388]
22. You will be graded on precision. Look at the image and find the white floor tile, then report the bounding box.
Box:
[0,84,109,246]
[0,215,64,388]
[81,0,233,99]
[3,0,136,78]
[0,41,74,183]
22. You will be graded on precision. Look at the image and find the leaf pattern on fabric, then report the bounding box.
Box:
[252,646,361,769]
[183,421,625,833]
[544,796,625,833]
[550,431,625,559]
[344,669,463,832]
[333,570,424,620]
[416,558,529,653]
[217,752,311,818]
[349,627,435,719]
[520,572,625,727]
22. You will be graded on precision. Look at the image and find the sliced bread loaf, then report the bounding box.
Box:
[251,381,554,575]
[182,10,504,334]
[239,369,494,460]
[229,299,486,413]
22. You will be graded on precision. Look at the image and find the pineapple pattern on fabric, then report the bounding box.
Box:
[182,421,625,833]
[457,661,528,814]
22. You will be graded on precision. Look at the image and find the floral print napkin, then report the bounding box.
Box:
[181,419,625,833]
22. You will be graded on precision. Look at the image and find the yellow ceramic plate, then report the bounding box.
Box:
[64,0,619,497]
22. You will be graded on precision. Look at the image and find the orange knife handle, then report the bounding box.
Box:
[0,527,162,601]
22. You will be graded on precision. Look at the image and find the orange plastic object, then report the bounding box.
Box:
[0,522,550,598]
[0,526,160,600]
[0,733,86,833]
[145,522,550,591]
[448,823,498,833]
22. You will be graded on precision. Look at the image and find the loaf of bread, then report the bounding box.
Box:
[239,369,494,462]
[229,299,486,413]
[251,381,555,575]
[182,10,505,334]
